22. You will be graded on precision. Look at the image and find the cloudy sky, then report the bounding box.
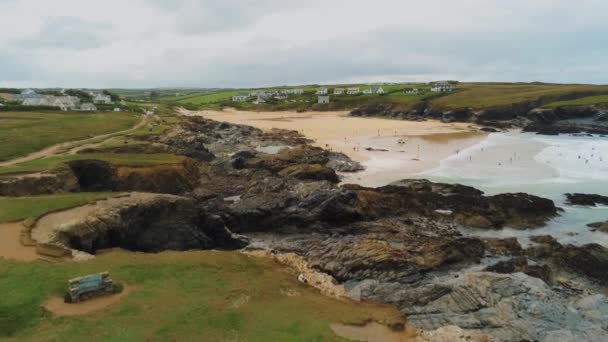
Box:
[1,0,607,88]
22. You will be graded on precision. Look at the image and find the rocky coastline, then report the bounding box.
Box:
[15,116,608,341]
[351,101,608,136]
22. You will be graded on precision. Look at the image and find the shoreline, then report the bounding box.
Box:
[181,108,487,178]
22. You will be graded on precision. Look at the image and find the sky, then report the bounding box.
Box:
[0,0,607,88]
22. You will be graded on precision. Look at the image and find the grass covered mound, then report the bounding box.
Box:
[0,193,115,223]
[0,250,402,341]
[0,153,186,176]
[0,111,140,162]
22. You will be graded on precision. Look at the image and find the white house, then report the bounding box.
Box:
[347,87,360,95]
[93,94,112,104]
[333,88,345,95]
[16,89,41,100]
[274,95,288,100]
[52,96,79,111]
[232,94,249,102]
[80,103,97,111]
[404,88,418,94]
[363,85,385,95]
[318,96,330,104]
[293,88,304,95]
[431,82,454,92]
[23,97,52,106]
[253,96,266,105]
[316,87,328,95]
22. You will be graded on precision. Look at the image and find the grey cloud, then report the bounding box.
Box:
[147,0,320,34]
[14,16,112,50]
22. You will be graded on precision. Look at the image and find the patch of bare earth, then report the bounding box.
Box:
[42,283,134,317]
[0,222,38,261]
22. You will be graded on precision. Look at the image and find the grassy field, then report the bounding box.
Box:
[169,83,608,112]
[0,250,402,341]
[0,153,186,175]
[542,95,608,108]
[0,112,140,162]
[428,83,608,110]
[173,84,438,111]
[0,193,114,223]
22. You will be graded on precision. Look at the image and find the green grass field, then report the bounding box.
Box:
[0,193,114,223]
[0,251,401,341]
[428,83,608,110]
[542,95,608,108]
[0,153,186,176]
[0,112,140,162]
[169,83,608,112]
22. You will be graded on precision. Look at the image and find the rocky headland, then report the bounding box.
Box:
[18,115,608,341]
[351,101,608,136]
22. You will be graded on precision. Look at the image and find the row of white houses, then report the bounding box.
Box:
[16,89,117,111]
[233,82,456,103]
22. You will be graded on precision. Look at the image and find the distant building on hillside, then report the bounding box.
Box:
[430,81,454,92]
[80,103,97,111]
[232,94,249,102]
[363,85,385,95]
[333,88,345,95]
[16,89,41,100]
[347,87,360,95]
[253,96,266,105]
[93,94,112,104]
[274,95,288,100]
[318,96,330,104]
[316,87,328,95]
[404,88,418,94]
[293,88,304,95]
[22,95,79,110]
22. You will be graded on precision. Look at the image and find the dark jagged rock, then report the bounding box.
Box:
[526,235,608,285]
[34,193,248,254]
[588,221,608,233]
[484,256,552,283]
[566,193,608,206]
[326,152,365,172]
[67,159,200,194]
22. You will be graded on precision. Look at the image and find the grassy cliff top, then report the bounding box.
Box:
[166,82,608,112]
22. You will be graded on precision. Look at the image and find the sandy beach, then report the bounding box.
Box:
[182,109,487,181]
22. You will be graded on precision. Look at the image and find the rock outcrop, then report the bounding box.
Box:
[31,193,248,254]
[566,193,608,206]
[0,166,79,196]
[526,235,608,286]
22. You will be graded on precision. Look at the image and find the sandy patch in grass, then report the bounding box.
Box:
[0,222,38,261]
[43,283,134,317]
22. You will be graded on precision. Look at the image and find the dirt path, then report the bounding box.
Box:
[43,284,134,316]
[0,115,148,167]
[0,222,38,261]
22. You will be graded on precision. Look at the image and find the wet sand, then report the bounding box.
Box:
[182,109,485,179]
[0,222,38,261]
[43,283,134,316]
[331,322,417,342]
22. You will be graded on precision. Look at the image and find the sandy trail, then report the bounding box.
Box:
[43,283,134,316]
[0,222,38,261]
[0,115,147,167]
